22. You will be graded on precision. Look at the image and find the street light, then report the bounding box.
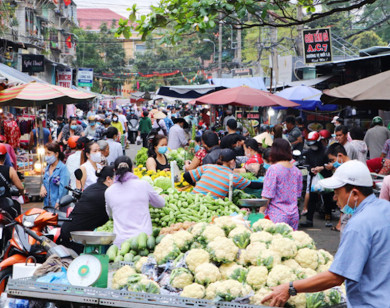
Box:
[203,39,216,63]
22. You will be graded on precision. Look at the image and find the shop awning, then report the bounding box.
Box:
[0,63,46,85]
[210,76,266,90]
[157,84,226,99]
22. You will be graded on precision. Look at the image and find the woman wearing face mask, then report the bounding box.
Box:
[146,134,170,172]
[83,115,98,139]
[183,149,262,199]
[57,117,84,145]
[59,166,115,254]
[76,141,102,190]
[40,142,70,208]
[110,113,123,141]
[235,138,263,175]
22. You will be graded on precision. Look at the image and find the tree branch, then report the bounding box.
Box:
[343,14,390,39]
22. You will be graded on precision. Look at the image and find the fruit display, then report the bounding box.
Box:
[108,217,344,307]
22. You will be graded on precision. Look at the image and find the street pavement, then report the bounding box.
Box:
[23,143,341,255]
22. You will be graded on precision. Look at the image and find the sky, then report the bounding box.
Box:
[73,0,159,17]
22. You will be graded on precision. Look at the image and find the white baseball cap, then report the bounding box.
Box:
[331,116,339,124]
[319,160,373,189]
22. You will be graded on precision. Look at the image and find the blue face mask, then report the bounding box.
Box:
[263,163,271,170]
[70,125,78,130]
[45,155,56,165]
[271,135,274,140]
[158,146,168,154]
[194,145,201,152]
[333,161,341,169]
[90,122,96,126]
[341,192,357,215]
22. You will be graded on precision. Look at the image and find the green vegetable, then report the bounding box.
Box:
[137,232,148,250]
[120,241,131,256]
[106,245,118,262]
[153,176,172,191]
[114,255,124,262]
[130,238,139,251]
[135,148,148,166]
[139,249,149,256]
[147,236,156,250]
[229,267,248,283]
[239,172,257,181]
[152,228,160,237]
[156,234,165,244]
[124,253,134,262]
[133,255,141,263]
[306,292,326,308]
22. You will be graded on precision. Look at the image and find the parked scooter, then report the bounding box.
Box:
[0,208,75,293]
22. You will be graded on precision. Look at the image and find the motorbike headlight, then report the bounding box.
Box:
[22,214,39,228]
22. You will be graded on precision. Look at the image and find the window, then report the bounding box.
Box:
[135,44,146,53]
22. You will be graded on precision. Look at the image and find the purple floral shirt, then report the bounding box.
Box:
[262,163,302,217]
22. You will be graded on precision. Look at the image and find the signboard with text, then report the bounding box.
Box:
[21,55,45,73]
[57,68,73,88]
[77,68,93,87]
[303,28,332,64]
[236,111,260,121]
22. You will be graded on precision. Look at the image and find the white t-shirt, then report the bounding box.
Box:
[118,114,127,133]
[66,151,82,189]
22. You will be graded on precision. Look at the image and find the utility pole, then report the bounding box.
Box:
[270,25,278,89]
[237,27,242,67]
[296,5,304,57]
[218,13,223,78]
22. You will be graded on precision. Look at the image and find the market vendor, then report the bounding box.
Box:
[40,142,70,208]
[263,160,390,307]
[57,117,84,145]
[105,156,165,247]
[183,149,262,199]
[234,138,263,175]
[146,134,170,172]
[59,166,114,254]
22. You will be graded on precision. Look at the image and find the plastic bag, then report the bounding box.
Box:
[136,136,142,145]
[310,173,331,193]
[36,267,69,285]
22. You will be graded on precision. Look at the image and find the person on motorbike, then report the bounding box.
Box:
[59,166,114,254]
[83,115,98,139]
[41,142,70,209]
[57,117,84,145]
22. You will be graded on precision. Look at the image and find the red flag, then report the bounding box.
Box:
[66,35,72,48]
[64,0,71,6]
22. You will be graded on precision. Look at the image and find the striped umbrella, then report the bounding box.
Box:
[0,82,96,107]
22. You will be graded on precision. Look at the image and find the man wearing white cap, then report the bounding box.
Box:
[263,160,390,307]
[331,116,342,127]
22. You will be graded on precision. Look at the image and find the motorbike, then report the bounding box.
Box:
[0,208,74,293]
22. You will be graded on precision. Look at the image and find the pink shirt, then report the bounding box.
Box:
[379,175,390,201]
[105,173,165,247]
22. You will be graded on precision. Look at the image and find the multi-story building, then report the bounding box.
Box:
[0,0,78,84]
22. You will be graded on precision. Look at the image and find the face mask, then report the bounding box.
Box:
[158,146,168,154]
[90,122,95,126]
[113,117,118,122]
[70,125,78,130]
[194,145,201,152]
[90,152,101,163]
[333,157,343,169]
[341,191,357,215]
[45,155,56,165]
[263,163,270,170]
[310,145,319,151]
[271,135,274,140]
[245,152,252,158]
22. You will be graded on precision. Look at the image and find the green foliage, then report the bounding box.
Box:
[350,30,386,49]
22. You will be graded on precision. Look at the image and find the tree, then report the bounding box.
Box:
[116,0,378,44]
[350,31,386,49]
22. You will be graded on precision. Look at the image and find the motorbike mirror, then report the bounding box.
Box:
[292,150,301,157]
[75,169,83,181]
[59,195,74,207]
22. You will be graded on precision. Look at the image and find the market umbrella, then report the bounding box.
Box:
[276,85,337,111]
[321,70,390,109]
[0,81,96,107]
[189,86,299,108]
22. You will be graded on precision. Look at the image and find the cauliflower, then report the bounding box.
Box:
[172,230,194,251]
[257,249,282,271]
[180,283,205,299]
[111,265,136,289]
[170,268,194,289]
[207,237,239,263]
[250,231,273,244]
[252,219,274,232]
[295,248,319,270]
[291,231,316,249]
[270,236,298,259]
[205,280,252,301]
[229,267,248,283]
[189,222,207,236]
[287,293,307,308]
[250,287,273,306]
[135,257,149,273]
[185,249,210,272]
[297,268,318,279]
[154,235,181,264]
[237,249,248,266]
[219,263,243,279]
[282,259,302,272]
[318,249,334,264]
[199,225,225,243]
[317,263,331,273]
[194,263,221,285]
[266,222,293,236]
[267,264,297,287]
[228,225,251,249]
[246,266,268,290]
[244,242,267,265]
[127,274,160,294]
[214,216,237,234]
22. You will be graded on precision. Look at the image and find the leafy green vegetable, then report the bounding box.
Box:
[154,176,172,191]
[135,148,148,166]
[240,173,258,181]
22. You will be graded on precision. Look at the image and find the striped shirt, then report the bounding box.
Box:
[189,164,251,199]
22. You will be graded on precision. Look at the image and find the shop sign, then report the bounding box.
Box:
[303,28,332,64]
[236,111,260,120]
[77,68,93,87]
[21,54,45,73]
[57,68,73,88]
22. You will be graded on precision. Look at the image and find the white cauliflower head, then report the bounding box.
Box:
[257,249,282,271]
[219,263,243,280]
[282,259,302,272]
[210,280,253,301]
[317,263,331,273]
[244,242,267,265]
[297,267,318,279]
[295,248,319,270]
[266,222,293,236]
[207,236,239,263]
[250,231,273,244]
[135,257,149,273]
[195,263,221,285]
[170,268,194,289]
[266,264,297,287]
[200,225,226,243]
[318,249,334,264]
[228,225,251,238]
[250,287,273,306]
[185,248,210,272]
[270,236,298,259]
[246,266,268,290]
[172,230,194,251]
[112,265,136,289]
[205,281,219,299]
[190,222,207,236]
[228,225,252,249]
[287,293,307,308]
[237,249,248,266]
[291,231,316,249]
[252,219,274,231]
[214,216,237,234]
[180,283,205,298]
[153,235,181,264]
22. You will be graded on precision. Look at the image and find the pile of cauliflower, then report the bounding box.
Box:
[111,217,342,308]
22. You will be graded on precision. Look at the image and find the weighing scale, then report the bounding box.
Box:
[239,199,267,225]
[68,231,116,288]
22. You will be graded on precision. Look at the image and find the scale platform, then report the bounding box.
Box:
[238,199,267,225]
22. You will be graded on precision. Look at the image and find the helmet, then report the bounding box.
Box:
[0,144,7,155]
[307,131,321,145]
[319,129,331,139]
[68,136,80,149]
[372,116,383,125]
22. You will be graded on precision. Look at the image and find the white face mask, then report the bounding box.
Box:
[90,152,101,163]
